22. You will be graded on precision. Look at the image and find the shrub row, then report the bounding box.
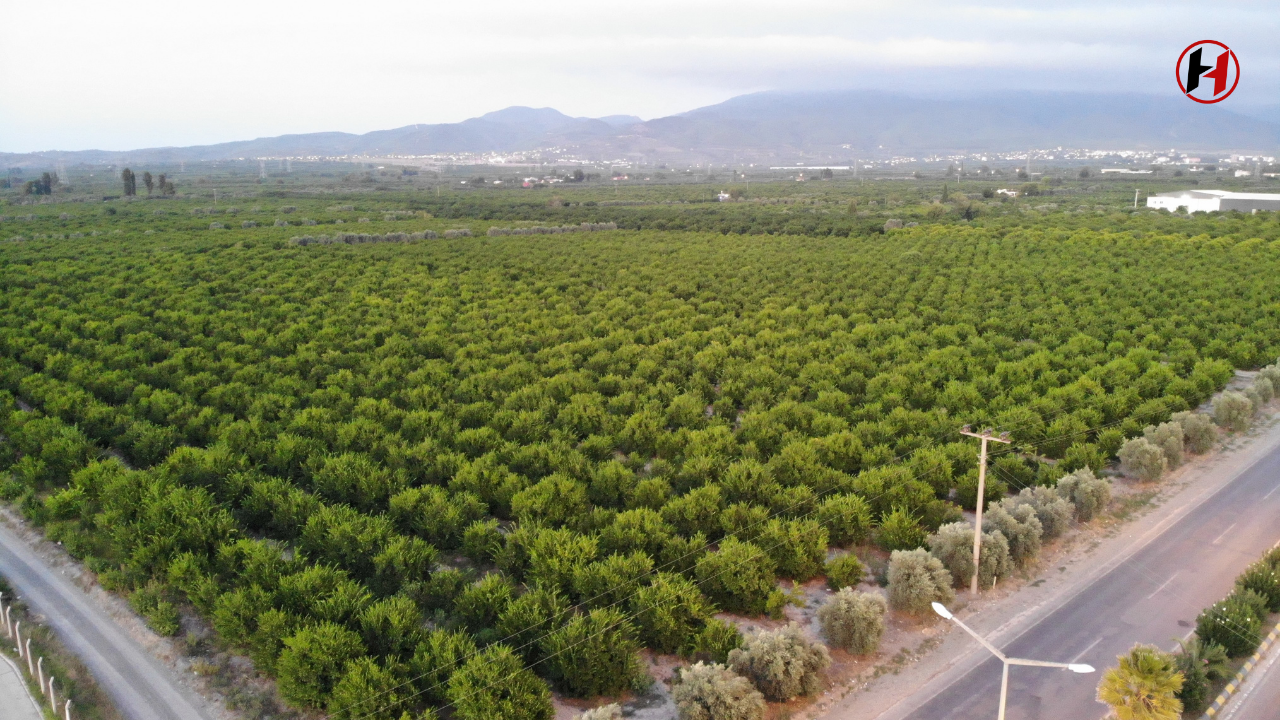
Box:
[487,222,619,236]
[289,231,438,246]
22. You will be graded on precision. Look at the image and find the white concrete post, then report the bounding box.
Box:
[13,621,20,657]
[65,698,72,720]
[25,639,33,674]
[37,657,45,695]
[49,676,56,712]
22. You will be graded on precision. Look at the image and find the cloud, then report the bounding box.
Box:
[2,0,1276,151]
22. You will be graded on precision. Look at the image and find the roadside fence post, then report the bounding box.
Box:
[37,656,45,695]
[48,676,56,712]
[64,698,72,720]
[25,638,32,674]
[13,620,20,657]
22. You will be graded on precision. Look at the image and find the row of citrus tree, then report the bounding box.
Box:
[0,225,1275,719]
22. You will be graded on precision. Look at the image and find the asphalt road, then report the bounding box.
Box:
[0,522,211,720]
[892,442,1280,720]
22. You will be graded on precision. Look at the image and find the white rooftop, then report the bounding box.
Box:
[1152,189,1280,200]
[1147,189,1280,213]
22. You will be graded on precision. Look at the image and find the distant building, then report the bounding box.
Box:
[1147,190,1280,213]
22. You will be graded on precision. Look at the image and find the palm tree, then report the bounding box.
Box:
[1097,644,1184,720]
[1173,638,1229,713]
[1176,637,1229,680]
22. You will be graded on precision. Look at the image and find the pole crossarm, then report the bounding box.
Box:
[958,427,1012,444]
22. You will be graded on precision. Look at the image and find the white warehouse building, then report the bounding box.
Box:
[1147,190,1280,213]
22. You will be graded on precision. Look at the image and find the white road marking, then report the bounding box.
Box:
[1071,636,1103,663]
[1219,634,1280,720]
[1146,573,1178,600]
[1263,483,1280,500]
[1213,523,1239,545]
[1169,628,1197,653]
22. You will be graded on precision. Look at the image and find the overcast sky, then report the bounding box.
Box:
[2,0,1277,152]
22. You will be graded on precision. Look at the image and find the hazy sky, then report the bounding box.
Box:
[2,0,1277,152]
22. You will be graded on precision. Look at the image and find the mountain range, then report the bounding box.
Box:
[5,91,1278,168]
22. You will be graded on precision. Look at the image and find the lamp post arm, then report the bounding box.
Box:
[947,616,1007,662]
[1005,658,1072,669]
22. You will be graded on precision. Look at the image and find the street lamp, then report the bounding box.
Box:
[932,603,1094,720]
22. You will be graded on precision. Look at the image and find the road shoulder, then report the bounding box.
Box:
[0,651,45,720]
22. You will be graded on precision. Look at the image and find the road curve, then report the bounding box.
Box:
[884,437,1280,720]
[0,521,212,720]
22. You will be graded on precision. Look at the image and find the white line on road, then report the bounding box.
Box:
[1146,573,1178,600]
[1071,636,1103,663]
[1213,523,1239,545]
[1263,483,1280,500]
[1220,632,1280,720]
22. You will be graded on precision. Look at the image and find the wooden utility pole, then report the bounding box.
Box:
[959,426,1011,594]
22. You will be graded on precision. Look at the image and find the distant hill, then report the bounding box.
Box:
[4,92,1277,167]
[1,107,620,167]
[1235,104,1280,127]
[620,91,1280,159]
